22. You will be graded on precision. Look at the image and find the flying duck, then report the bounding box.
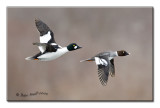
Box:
[80,50,130,86]
[25,19,82,61]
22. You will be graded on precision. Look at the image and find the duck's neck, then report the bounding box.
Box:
[114,51,118,57]
[61,47,69,52]
[109,51,118,60]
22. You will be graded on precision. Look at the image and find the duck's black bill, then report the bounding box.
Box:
[125,52,130,55]
[77,46,82,49]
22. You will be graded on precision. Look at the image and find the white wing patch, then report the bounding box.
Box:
[51,43,62,48]
[40,31,51,43]
[38,46,46,53]
[95,57,108,66]
[51,43,57,45]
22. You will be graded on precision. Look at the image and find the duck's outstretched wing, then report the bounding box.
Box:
[95,56,110,86]
[97,64,109,86]
[35,19,56,43]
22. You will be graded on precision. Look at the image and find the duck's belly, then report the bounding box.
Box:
[38,48,68,61]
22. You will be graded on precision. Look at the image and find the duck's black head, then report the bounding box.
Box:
[117,50,130,56]
[67,43,82,51]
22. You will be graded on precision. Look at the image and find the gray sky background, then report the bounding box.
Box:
[7,8,152,100]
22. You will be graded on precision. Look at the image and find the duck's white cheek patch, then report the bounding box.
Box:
[74,46,77,49]
[40,31,51,43]
[95,57,108,66]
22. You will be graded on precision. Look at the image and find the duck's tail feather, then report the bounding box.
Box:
[25,52,42,61]
[80,58,95,62]
[25,56,35,60]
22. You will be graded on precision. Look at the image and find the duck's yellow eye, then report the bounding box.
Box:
[73,45,76,47]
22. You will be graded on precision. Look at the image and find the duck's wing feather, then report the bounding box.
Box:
[35,19,56,43]
[33,42,47,46]
[110,59,115,77]
[98,65,109,86]
[95,56,110,86]
[33,42,60,53]
[45,44,60,52]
